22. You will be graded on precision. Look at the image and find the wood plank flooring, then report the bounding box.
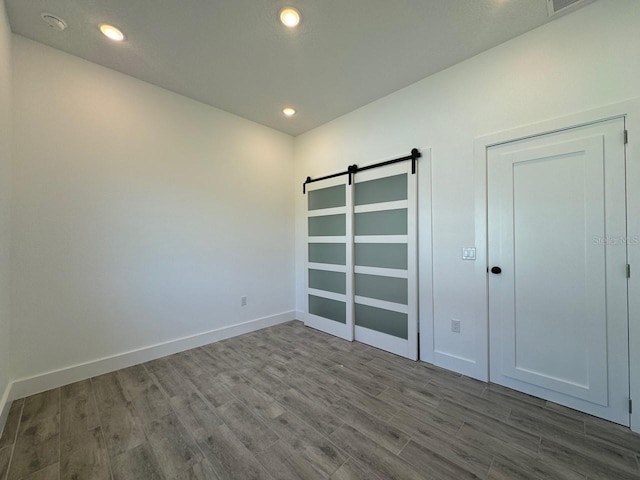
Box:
[0,320,639,480]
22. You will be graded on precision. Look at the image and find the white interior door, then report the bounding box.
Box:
[488,117,629,425]
[352,162,418,360]
[304,176,354,340]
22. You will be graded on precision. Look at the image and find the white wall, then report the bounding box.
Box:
[294,0,640,379]
[6,0,639,402]
[11,36,295,382]
[0,0,12,412]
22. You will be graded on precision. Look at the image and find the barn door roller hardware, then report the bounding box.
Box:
[303,148,421,194]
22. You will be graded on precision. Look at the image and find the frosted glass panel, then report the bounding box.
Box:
[355,174,407,205]
[355,303,408,339]
[355,274,407,305]
[355,244,407,269]
[308,214,346,236]
[309,243,346,265]
[309,295,346,324]
[309,269,346,295]
[355,209,407,236]
[308,184,346,210]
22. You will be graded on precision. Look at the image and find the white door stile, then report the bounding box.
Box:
[354,235,408,243]
[307,289,347,303]
[307,207,347,217]
[308,263,347,273]
[345,173,355,342]
[354,266,408,279]
[354,296,409,314]
[354,200,409,213]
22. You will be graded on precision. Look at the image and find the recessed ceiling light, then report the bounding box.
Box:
[283,107,296,117]
[279,7,301,28]
[100,24,125,42]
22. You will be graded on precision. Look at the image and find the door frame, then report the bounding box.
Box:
[473,99,640,432]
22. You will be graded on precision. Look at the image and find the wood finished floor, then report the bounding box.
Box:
[0,321,639,480]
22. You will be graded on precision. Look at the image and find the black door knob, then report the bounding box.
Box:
[491,266,502,274]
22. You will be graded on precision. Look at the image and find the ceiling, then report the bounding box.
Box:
[6,0,589,135]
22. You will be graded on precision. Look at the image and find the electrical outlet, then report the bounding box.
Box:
[451,319,461,333]
[241,296,248,307]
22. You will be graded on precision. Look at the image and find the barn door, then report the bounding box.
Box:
[352,162,418,360]
[305,176,354,341]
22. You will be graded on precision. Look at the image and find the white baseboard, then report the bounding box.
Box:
[0,382,11,436]
[8,311,295,402]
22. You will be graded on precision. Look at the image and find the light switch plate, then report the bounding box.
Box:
[451,319,461,333]
[462,247,476,260]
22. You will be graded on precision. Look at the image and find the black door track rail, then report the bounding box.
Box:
[302,148,421,194]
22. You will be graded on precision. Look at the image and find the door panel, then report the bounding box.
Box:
[354,209,408,235]
[353,162,418,360]
[308,243,345,265]
[308,214,346,236]
[309,269,346,294]
[304,176,354,340]
[354,173,407,205]
[354,273,408,305]
[354,243,408,269]
[488,118,629,425]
